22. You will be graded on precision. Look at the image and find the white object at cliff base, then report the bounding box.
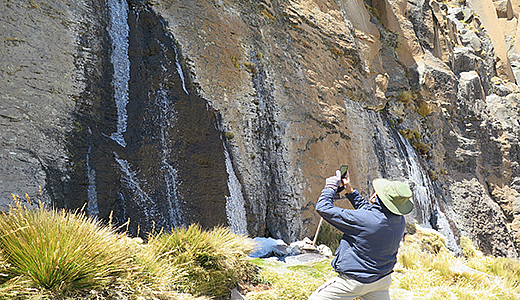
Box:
[249,237,287,258]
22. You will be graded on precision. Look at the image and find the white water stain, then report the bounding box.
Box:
[86,145,99,217]
[398,134,459,253]
[114,152,156,223]
[174,47,188,94]
[108,0,130,147]
[397,134,435,223]
[152,47,183,227]
[224,145,248,235]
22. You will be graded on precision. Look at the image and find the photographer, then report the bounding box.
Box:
[308,168,413,300]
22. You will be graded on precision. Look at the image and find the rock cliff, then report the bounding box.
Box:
[2,0,520,257]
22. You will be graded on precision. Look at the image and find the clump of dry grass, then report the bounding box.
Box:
[146,224,255,299]
[392,225,520,300]
[0,198,252,300]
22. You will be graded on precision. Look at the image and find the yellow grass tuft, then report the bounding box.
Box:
[147,224,255,299]
[246,258,336,300]
[0,200,250,300]
[393,226,520,299]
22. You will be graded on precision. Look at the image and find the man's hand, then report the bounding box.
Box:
[325,170,342,191]
[325,169,355,193]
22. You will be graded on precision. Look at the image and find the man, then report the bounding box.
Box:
[308,169,413,300]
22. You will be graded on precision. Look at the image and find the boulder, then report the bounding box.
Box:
[494,0,514,19]
[231,288,246,300]
[285,253,328,266]
[453,47,480,74]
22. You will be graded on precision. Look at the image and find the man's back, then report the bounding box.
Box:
[317,188,405,283]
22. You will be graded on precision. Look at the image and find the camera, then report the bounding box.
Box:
[340,165,348,178]
[337,165,348,193]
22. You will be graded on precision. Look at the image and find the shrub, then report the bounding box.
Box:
[147,224,255,299]
[397,90,413,104]
[399,128,430,155]
[417,100,432,117]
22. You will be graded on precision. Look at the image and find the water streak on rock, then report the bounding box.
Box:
[397,134,435,222]
[397,134,459,252]
[224,144,248,235]
[108,0,130,147]
[156,41,183,227]
[86,144,99,217]
[114,152,157,224]
[175,47,188,95]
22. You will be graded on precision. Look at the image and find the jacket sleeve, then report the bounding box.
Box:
[346,190,371,210]
[316,188,363,233]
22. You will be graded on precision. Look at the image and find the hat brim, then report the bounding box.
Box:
[373,178,414,215]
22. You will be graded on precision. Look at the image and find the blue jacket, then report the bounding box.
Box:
[316,188,405,283]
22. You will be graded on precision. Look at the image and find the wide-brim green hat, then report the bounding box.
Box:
[373,178,414,215]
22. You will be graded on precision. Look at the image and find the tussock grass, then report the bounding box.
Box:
[147,224,255,299]
[392,226,520,300]
[0,200,252,300]
[0,202,133,296]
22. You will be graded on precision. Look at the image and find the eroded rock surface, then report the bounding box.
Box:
[153,0,520,256]
[3,0,520,257]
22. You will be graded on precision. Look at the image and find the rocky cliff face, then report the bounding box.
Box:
[2,0,520,257]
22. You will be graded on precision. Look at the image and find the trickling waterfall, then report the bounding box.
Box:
[107,0,130,148]
[396,134,435,223]
[114,152,157,225]
[396,134,460,253]
[155,40,183,228]
[224,144,248,235]
[174,47,188,95]
[86,145,99,217]
[162,162,183,228]
[63,3,231,237]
